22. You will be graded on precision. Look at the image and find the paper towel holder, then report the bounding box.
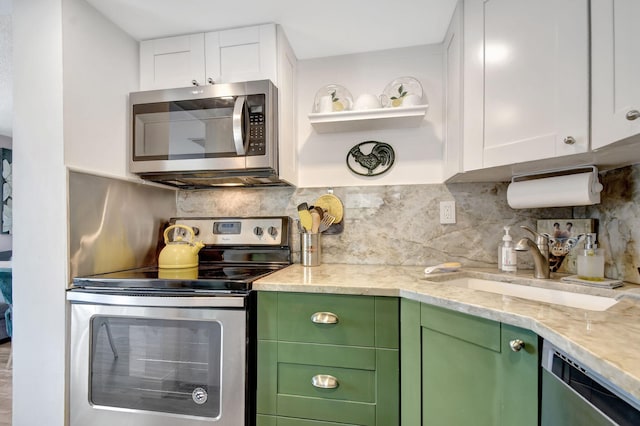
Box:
[511,165,604,194]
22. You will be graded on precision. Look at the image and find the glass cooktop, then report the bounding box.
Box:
[71,264,282,292]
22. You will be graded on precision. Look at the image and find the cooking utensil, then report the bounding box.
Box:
[310,209,321,233]
[297,203,313,232]
[318,213,336,233]
[314,194,344,223]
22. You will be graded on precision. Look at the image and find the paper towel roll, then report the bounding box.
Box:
[507,172,603,209]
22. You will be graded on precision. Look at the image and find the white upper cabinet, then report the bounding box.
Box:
[463,0,589,171]
[591,0,640,150]
[140,34,206,90]
[205,24,277,85]
[140,24,279,90]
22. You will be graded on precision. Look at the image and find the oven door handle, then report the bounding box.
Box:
[66,291,246,308]
[232,95,248,156]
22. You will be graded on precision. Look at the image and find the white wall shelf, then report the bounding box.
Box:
[308,105,428,133]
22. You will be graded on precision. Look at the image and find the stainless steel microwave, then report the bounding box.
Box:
[129,80,287,188]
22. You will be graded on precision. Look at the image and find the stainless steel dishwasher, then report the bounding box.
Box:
[541,340,640,426]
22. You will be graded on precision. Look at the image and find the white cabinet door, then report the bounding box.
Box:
[205,24,277,85]
[591,0,640,150]
[443,1,464,180]
[139,34,205,90]
[464,0,589,170]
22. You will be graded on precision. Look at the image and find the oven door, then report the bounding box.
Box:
[69,296,248,426]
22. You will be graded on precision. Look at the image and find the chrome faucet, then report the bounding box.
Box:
[515,225,550,279]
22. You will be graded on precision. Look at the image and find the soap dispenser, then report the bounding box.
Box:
[499,226,517,273]
[577,233,605,280]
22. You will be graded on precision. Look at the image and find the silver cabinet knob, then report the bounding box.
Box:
[626,110,640,121]
[563,136,576,145]
[191,79,199,86]
[509,339,525,352]
[311,312,339,324]
[311,374,339,389]
[207,78,215,85]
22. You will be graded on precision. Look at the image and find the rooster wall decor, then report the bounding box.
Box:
[346,141,395,176]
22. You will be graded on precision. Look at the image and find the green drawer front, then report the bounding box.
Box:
[278,342,376,370]
[277,416,362,426]
[277,293,376,346]
[278,363,375,402]
[277,395,375,425]
[420,303,501,352]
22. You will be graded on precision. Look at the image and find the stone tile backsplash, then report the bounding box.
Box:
[177,164,640,284]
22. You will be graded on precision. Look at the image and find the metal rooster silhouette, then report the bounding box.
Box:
[347,141,395,176]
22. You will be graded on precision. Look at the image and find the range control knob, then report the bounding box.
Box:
[191,226,200,236]
[253,226,264,236]
[268,226,278,237]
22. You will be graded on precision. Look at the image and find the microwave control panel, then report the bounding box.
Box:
[248,97,266,156]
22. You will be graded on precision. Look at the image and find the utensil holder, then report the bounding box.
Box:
[300,233,321,266]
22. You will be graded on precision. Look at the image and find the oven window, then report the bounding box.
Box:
[89,316,222,418]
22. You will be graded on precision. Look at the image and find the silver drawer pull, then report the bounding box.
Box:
[312,374,339,389]
[311,312,339,324]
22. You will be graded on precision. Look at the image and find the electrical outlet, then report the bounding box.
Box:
[440,201,456,224]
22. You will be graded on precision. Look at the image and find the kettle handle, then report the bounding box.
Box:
[164,224,196,245]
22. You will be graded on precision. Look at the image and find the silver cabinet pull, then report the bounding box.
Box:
[626,110,640,121]
[563,136,576,145]
[509,339,525,352]
[311,312,339,324]
[191,79,199,86]
[311,374,339,389]
[207,78,215,85]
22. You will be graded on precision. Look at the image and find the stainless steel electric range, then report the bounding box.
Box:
[67,216,291,426]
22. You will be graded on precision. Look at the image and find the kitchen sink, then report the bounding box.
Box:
[441,277,618,311]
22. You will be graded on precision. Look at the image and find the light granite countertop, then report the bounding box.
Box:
[254,264,640,404]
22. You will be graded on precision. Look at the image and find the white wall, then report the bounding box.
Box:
[63,0,139,178]
[13,1,67,425]
[13,0,140,424]
[297,44,444,188]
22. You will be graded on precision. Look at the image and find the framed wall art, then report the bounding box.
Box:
[536,218,596,273]
[0,148,12,234]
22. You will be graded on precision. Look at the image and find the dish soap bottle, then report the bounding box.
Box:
[577,233,605,281]
[499,226,517,273]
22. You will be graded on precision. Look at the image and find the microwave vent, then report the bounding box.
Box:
[139,170,291,189]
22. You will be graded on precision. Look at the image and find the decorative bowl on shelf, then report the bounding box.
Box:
[313,84,353,113]
[381,77,424,108]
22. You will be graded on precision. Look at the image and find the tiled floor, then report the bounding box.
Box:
[0,341,11,426]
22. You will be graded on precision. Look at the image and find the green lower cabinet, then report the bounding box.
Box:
[257,292,399,426]
[400,300,539,426]
[257,415,362,426]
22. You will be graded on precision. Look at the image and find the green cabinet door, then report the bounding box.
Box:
[418,304,538,426]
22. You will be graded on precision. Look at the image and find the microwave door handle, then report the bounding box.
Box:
[232,95,247,156]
